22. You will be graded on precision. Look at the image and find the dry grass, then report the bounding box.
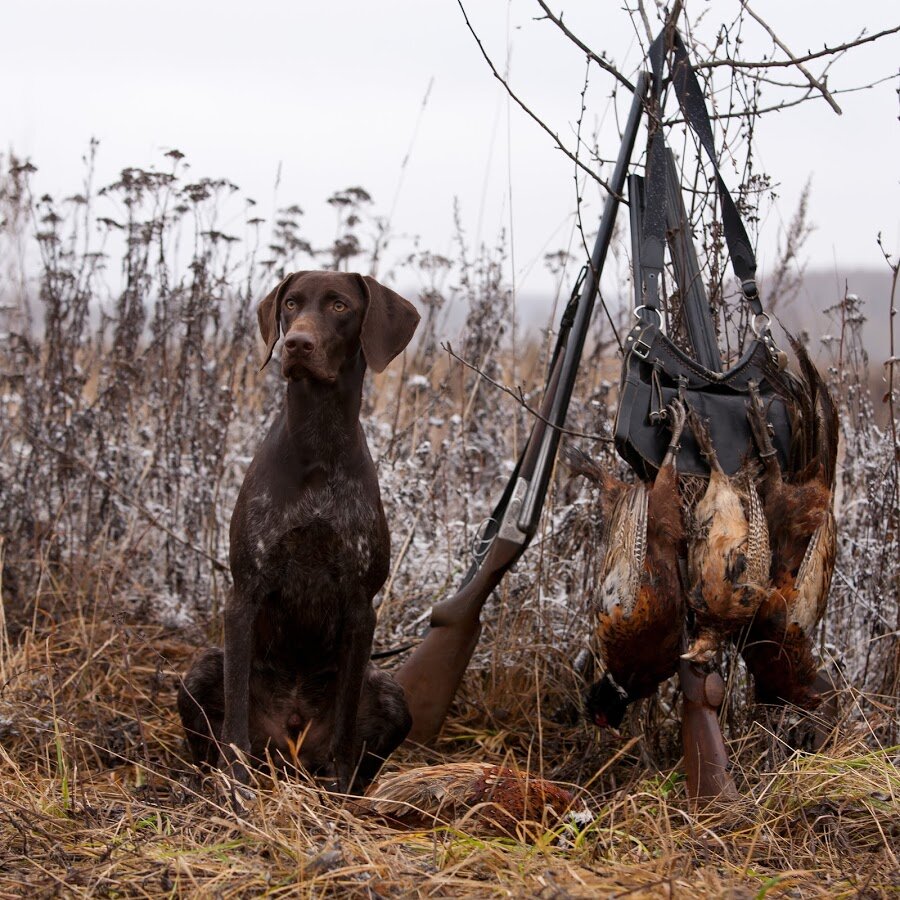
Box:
[1,572,897,898]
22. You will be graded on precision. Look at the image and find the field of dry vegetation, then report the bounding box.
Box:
[0,150,898,897]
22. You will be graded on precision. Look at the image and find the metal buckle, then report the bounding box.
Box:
[626,317,655,359]
[633,337,652,359]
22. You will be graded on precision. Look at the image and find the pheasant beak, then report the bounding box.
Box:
[592,713,623,740]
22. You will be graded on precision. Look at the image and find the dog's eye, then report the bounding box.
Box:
[285,299,296,310]
[333,300,347,313]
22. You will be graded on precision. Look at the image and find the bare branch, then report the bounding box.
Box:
[456,0,614,192]
[571,60,624,353]
[21,428,229,572]
[635,0,654,44]
[741,2,843,114]
[443,341,613,442]
[698,24,900,70]
[665,71,899,125]
[534,1,635,92]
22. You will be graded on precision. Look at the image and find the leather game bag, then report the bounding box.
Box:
[613,28,797,481]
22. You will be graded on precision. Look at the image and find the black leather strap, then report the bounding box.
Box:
[669,31,762,313]
[636,29,669,319]
[637,26,764,319]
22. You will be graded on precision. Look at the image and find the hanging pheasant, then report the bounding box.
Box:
[683,406,771,663]
[741,340,839,708]
[571,399,687,730]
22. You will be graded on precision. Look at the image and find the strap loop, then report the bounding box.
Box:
[742,279,759,300]
[751,313,771,338]
[633,304,662,326]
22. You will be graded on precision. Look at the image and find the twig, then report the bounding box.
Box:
[741,2,843,114]
[635,0,654,44]
[699,24,900,70]
[21,428,229,572]
[456,0,614,193]
[667,0,685,39]
[876,233,899,479]
[664,72,898,125]
[443,341,613,442]
[571,59,623,353]
[533,1,635,92]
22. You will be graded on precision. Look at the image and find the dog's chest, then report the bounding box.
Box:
[250,475,386,593]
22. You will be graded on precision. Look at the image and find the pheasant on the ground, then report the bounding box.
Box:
[364,762,578,838]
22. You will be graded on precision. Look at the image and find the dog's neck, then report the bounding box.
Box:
[284,352,366,466]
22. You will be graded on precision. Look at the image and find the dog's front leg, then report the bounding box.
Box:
[332,600,376,794]
[221,587,255,793]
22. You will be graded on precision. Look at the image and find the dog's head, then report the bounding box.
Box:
[257,271,420,382]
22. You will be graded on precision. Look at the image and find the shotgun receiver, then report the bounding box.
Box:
[395,71,650,744]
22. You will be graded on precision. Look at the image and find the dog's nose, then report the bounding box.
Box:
[284,332,316,356]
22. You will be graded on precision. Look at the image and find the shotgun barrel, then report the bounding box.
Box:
[516,72,651,535]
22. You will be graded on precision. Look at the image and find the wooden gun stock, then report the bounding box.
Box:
[397,536,520,745]
[680,658,740,803]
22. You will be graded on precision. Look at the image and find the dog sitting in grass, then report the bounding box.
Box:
[178,271,419,795]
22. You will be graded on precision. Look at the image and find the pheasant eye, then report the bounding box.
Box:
[285,299,296,310]
[333,300,347,312]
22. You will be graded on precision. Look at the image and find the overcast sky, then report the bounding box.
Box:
[2,1,898,311]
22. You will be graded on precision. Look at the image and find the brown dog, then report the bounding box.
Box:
[178,271,419,794]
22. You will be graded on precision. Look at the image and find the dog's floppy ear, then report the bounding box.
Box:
[356,275,420,373]
[257,272,295,370]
